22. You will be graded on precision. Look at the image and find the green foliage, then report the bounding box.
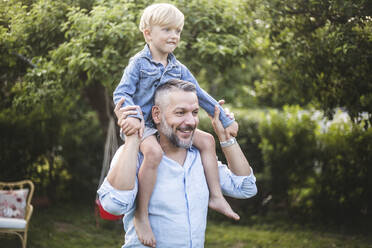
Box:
[174,0,260,101]
[0,0,260,202]
[257,0,372,122]
[258,106,318,208]
[1,0,371,224]
[229,106,371,221]
[314,120,372,220]
[201,106,372,221]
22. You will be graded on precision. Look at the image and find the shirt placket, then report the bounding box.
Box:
[183,150,195,248]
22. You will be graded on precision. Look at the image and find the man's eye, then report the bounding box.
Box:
[176,111,184,115]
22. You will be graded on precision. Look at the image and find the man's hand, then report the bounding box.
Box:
[115,97,144,137]
[209,100,236,142]
[225,121,239,139]
[209,105,227,141]
[214,100,238,139]
[114,97,127,120]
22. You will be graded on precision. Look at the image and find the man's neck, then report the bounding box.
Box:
[159,135,187,166]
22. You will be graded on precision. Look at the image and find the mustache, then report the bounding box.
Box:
[177,125,195,132]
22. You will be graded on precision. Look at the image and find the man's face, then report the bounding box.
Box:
[158,90,199,149]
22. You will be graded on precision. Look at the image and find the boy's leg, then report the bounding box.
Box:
[135,135,163,248]
[193,129,240,220]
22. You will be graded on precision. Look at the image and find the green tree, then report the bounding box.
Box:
[256,0,372,123]
[0,0,259,199]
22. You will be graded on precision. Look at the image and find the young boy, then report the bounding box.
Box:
[113,3,239,247]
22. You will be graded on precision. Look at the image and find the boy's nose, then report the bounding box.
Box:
[170,30,179,38]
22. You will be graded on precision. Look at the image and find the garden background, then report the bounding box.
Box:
[1,0,371,247]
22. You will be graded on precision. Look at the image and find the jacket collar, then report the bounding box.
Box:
[141,44,177,66]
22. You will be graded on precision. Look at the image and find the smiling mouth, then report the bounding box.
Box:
[177,126,194,134]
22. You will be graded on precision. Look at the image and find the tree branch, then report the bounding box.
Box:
[12,52,36,68]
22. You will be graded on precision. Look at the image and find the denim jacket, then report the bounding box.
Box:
[113,45,234,128]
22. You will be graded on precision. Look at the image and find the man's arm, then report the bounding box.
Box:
[97,103,143,215]
[108,101,144,189]
[97,141,140,215]
[106,135,141,190]
[210,105,251,176]
[209,104,257,199]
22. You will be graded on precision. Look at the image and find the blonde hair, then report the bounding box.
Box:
[139,3,184,32]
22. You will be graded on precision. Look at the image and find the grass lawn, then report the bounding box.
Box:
[1,203,371,248]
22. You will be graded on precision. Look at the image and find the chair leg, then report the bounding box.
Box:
[22,231,27,248]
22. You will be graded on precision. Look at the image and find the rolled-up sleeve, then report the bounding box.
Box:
[218,161,257,199]
[97,177,138,216]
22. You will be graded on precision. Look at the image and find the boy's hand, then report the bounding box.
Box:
[122,117,143,137]
[217,100,234,120]
[115,97,144,137]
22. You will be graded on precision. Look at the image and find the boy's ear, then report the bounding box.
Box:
[143,28,152,42]
[152,105,161,124]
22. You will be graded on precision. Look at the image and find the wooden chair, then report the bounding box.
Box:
[0,180,34,248]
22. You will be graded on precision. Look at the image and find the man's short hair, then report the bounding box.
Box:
[154,79,196,107]
[139,3,184,32]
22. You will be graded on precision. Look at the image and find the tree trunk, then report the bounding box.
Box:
[83,81,115,138]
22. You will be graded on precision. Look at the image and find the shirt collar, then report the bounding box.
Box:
[141,44,177,66]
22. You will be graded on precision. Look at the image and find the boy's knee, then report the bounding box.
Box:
[143,145,163,166]
[198,132,216,150]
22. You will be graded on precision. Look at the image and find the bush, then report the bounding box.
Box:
[258,105,318,212]
[0,100,104,203]
[314,120,372,221]
[199,106,371,223]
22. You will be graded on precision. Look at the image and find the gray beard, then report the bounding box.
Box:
[159,116,194,149]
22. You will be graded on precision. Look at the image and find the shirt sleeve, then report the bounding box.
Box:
[218,161,257,199]
[96,146,139,215]
[113,58,142,120]
[97,178,138,216]
[180,64,234,128]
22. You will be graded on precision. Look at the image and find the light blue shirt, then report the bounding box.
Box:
[97,146,257,248]
[113,45,234,129]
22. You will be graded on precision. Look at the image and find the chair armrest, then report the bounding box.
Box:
[25,205,33,223]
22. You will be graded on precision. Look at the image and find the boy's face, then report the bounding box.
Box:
[145,24,182,56]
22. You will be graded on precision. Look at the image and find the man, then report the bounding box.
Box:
[98,79,257,248]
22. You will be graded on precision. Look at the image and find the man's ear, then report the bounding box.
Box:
[152,105,161,124]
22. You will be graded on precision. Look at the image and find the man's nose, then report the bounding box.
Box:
[184,113,196,126]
